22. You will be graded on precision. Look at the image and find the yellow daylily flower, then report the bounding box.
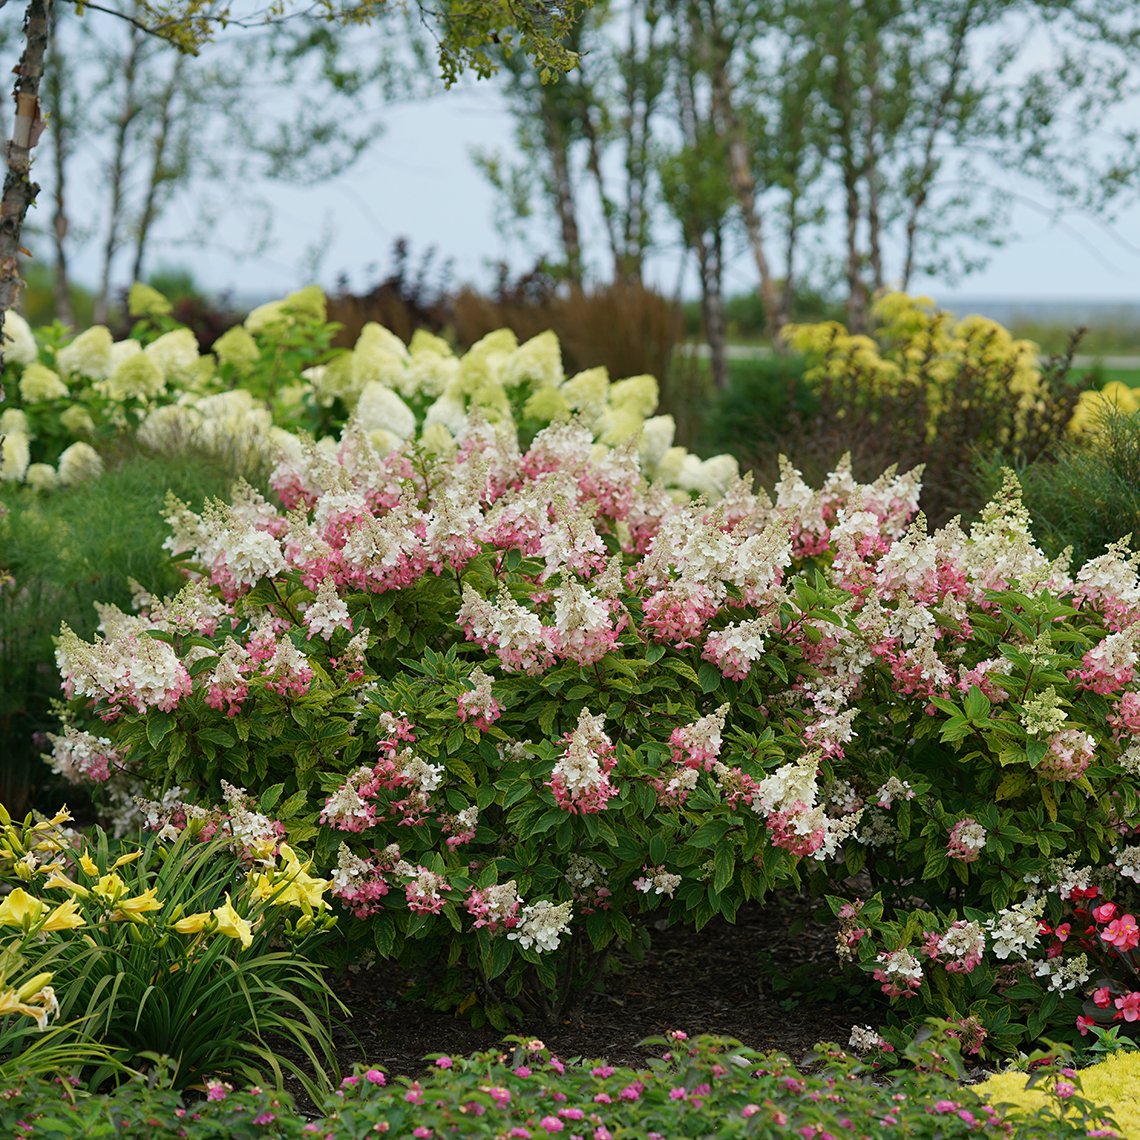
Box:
[41,898,85,931]
[246,836,278,865]
[92,873,127,904]
[173,911,212,935]
[212,895,253,950]
[0,973,58,1030]
[43,871,89,899]
[249,845,330,912]
[112,888,163,917]
[111,851,143,870]
[0,889,45,928]
[14,971,53,1001]
[78,852,100,877]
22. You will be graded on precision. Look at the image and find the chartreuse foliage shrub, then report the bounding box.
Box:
[977,1047,1140,1138]
[0,803,341,1094]
[0,1029,1121,1138]
[49,391,1140,1059]
[779,292,1089,524]
[1,281,734,499]
[782,292,1049,446]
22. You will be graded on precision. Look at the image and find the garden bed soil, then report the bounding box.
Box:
[323,896,880,1080]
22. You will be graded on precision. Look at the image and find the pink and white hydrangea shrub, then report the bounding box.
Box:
[52,417,1140,1043]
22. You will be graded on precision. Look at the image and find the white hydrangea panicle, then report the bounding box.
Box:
[0,408,28,435]
[638,414,675,475]
[608,373,658,418]
[727,518,792,605]
[352,323,409,390]
[1115,846,1140,884]
[986,896,1045,960]
[501,330,563,389]
[0,431,30,482]
[423,389,468,436]
[109,338,143,370]
[633,866,681,897]
[873,777,914,809]
[1074,536,1140,628]
[18,362,68,402]
[303,576,353,639]
[595,403,644,446]
[1033,953,1090,993]
[189,497,287,595]
[144,328,201,386]
[354,382,416,440]
[507,899,573,952]
[56,442,104,486]
[538,500,608,579]
[965,469,1069,594]
[458,328,517,395]
[561,366,609,421]
[676,454,739,501]
[56,326,113,380]
[457,585,554,674]
[24,462,57,489]
[100,352,165,401]
[46,726,119,783]
[550,581,617,666]
[3,311,38,365]
[548,707,618,812]
[670,703,729,769]
[702,615,775,681]
[59,404,95,438]
[753,751,821,816]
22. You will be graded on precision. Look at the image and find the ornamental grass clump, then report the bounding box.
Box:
[975,404,1140,568]
[48,404,1140,1053]
[0,451,244,818]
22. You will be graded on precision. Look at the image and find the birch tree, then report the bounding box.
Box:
[0,0,592,365]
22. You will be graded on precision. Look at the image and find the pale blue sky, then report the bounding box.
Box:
[60,69,1140,306]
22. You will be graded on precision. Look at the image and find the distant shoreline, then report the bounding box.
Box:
[935,297,1140,323]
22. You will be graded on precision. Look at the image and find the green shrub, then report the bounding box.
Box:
[696,353,813,459]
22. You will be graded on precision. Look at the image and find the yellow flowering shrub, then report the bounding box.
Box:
[1069,380,1140,436]
[783,292,1046,444]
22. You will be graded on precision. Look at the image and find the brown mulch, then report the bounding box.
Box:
[320,895,883,1080]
